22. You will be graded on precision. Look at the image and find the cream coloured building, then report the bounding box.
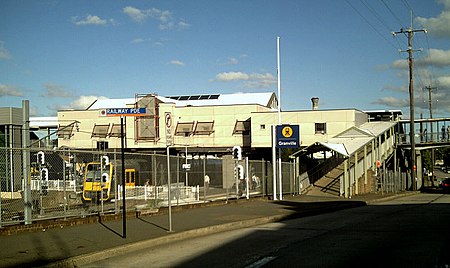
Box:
[56,92,371,158]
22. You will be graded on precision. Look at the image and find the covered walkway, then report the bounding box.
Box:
[293,121,398,198]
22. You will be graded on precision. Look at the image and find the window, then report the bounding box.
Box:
[108,123,124,137]
[260,124,266,130]
[315,123,327,134]
[175,122,195,136]
[233,120,251,135]
[194,121,214,135]
[97,141,108,150]
[91,124,110,138]
[57,124,74,139]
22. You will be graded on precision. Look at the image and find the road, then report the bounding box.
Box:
[85,193,450,268]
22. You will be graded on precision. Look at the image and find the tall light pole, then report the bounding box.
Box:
[277,36,283,200]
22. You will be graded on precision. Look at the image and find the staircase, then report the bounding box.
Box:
[306,163,344,197]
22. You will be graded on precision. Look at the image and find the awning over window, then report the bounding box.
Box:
[57,124,74,139]
[91,124,110,138]
[175,122,195,136]
[194,121,214,135]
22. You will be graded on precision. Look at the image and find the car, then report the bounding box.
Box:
[439,177,450,191]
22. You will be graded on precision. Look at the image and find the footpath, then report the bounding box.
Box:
[0,192,416,268]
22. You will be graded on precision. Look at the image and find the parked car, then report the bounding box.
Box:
[440,177,450,191]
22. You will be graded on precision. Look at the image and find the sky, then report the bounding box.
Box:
[1,0,450,118]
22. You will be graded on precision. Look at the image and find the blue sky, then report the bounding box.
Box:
[1,0,450,118]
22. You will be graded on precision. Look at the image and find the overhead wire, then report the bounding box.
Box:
[380,0,406,29]
[345,0,400,50]
[379,0,438,115]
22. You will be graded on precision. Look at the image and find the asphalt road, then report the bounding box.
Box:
[86,193,450,268]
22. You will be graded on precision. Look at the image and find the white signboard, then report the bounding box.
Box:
[165,112,173,146]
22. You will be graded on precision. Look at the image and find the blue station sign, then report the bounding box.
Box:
[100,108,147,117]
[276,124,300,148]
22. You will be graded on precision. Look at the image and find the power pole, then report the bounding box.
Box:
[424,86,436,120]
[393,13,426,191]
[424,85,437,185]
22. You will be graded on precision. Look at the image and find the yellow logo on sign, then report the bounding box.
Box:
[282,126,293,138]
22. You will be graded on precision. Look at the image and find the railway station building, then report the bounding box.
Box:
[56,92,381,160]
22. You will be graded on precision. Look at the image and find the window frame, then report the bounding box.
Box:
[315,122,327,134]
[194,121,215,135]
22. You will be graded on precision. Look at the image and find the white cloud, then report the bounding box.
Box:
[0,41,12,60]
[214,71,249,81]
[382,85,408,93]
[178,21,191,30]
[123,6,147,22]
[371,97,409,108]
[437,75,450,88]
[213,71,276,88]
[417,48,450,68]
[52,95,108,111]
[123,6,189,30]
[72,14,111,26]
[391,59,408,69]
[131,38,145,44]
[416,0,450,38]
[0,84,23,97]
[169,60,185,66]
[227,57,239,65]
[41,83,74,98]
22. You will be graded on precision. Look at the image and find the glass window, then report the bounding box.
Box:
[315,123,326,134]
[194,121,214,135]
[175,122,195,136]
[91,124,110,138]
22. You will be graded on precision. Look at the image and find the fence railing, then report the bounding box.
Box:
[0,147,297,226]
[0,146,408,227]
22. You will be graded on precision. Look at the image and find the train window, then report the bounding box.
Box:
[125,169,136,186]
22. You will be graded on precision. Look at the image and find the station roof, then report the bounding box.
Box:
[323,121,397,157]
[86,92,277,110]
[30,117,58,129]
[293,121,398,158]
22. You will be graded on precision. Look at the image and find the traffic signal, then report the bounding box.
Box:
[101,155,109,169]
[102,172,109,182]
[42,184,48,196]
[37,151,45,165]
[41,168,48,181]
[232,146,242,160]
[236,164,244,180]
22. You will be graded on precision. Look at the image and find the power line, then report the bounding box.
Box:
[346,0,399,50]
[380,0,406,29]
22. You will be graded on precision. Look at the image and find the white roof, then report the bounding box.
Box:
[30,117,58,128]
[86,92,277,110]
[319,121,397,157]
[87,98,136,110]
[168,92,276,107]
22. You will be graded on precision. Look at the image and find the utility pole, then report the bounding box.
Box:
[393,13,426,191]
[424,85,437,186]
[424,86,436,121]
[423,85,437,140]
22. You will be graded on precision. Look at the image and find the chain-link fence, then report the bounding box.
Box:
[0,147,297,226]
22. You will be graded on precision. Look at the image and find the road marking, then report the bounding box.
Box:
[245,256,277,268]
